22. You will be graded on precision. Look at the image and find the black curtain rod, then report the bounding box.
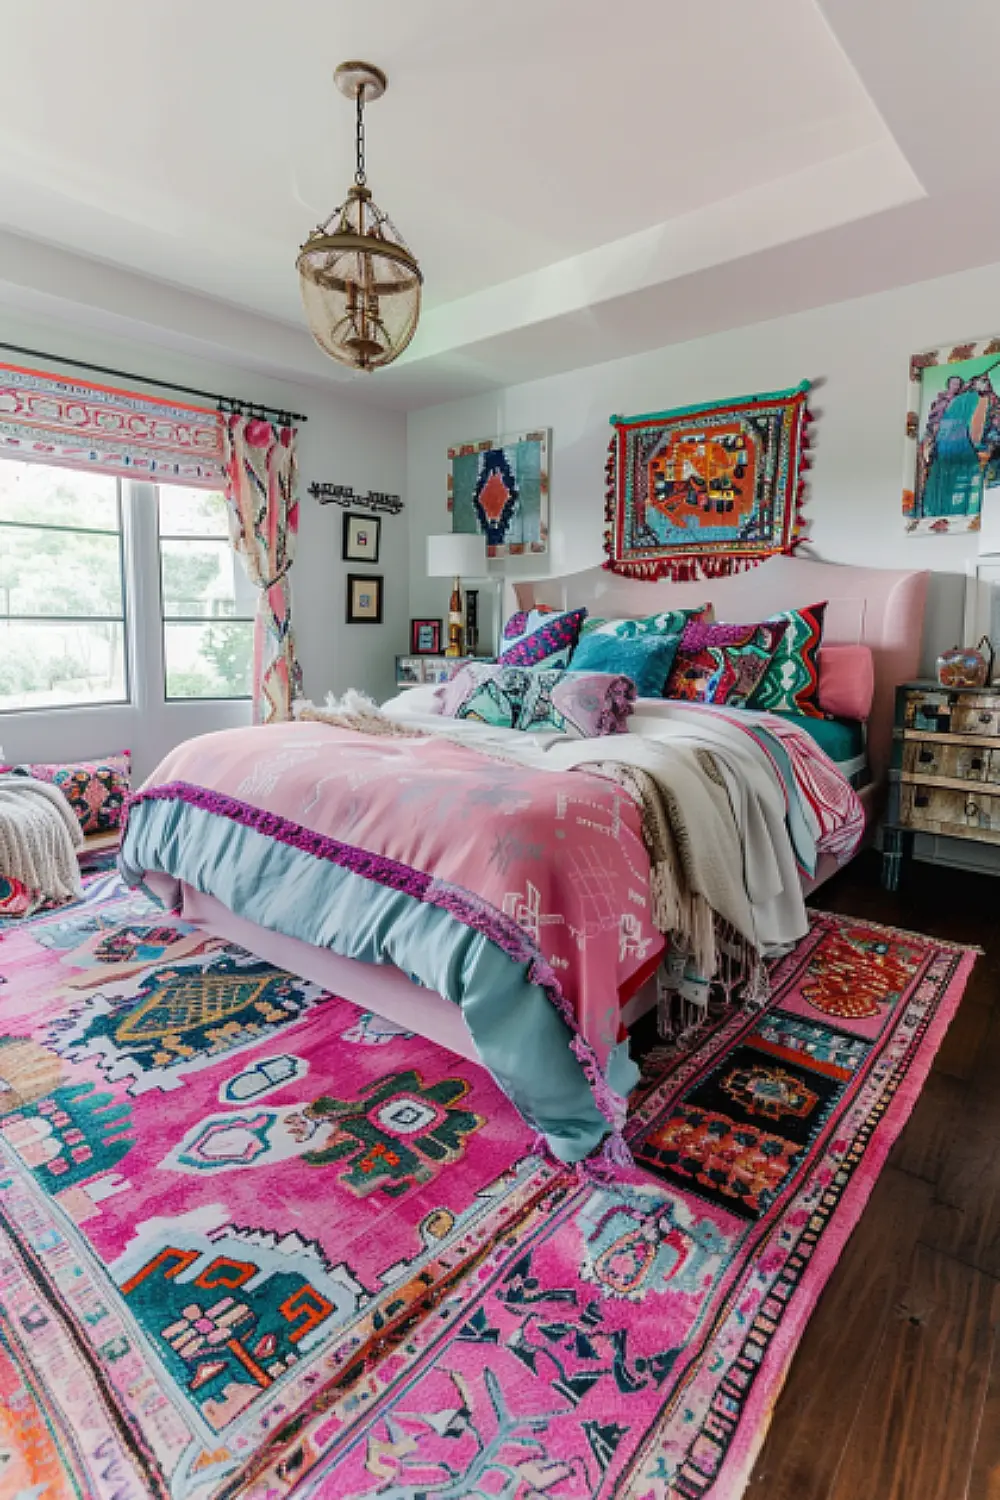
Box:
[0,340,309,425]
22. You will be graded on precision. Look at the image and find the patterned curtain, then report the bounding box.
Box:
[222,414,302,724]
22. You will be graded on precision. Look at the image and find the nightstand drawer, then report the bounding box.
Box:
[902,740,1000,784]
[901,782,1000,836]
[952,696,1000,736]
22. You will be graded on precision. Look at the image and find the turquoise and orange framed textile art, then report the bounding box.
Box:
[903,336,1000,535]
[448,429,550,559]
[603,382,813,582]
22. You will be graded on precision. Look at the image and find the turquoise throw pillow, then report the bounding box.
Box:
[569,630,681,698]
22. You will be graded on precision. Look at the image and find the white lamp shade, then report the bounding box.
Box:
[426,532,488,578]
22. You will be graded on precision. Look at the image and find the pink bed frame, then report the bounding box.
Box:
[181,556,928,1062]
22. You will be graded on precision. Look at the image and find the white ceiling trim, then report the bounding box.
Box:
[406,137,924,368]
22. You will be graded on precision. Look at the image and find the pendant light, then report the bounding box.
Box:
[297,62,422,372]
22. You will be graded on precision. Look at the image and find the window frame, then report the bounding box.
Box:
[0,465,131,715]
[155,486,254,705]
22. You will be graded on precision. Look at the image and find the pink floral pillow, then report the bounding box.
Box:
[10,752,131,835]
[665,621,788,707]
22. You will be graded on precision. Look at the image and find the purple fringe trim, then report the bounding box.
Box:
[126,780,627,1135]
[530,1129,634,1182]
[570,1034,628,1132]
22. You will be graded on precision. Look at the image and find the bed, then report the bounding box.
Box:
[513,555,929,888]
[120,555,928,1166]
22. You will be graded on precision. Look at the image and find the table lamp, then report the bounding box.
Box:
[426,532,488,656]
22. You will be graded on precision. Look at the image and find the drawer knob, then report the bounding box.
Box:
[919,748,934,763]
[981,713,994,725]
[966,800,980,818]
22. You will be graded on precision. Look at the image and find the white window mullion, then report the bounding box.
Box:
[123,480,164,715]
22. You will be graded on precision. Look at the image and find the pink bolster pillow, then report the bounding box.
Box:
[818,644,874,721]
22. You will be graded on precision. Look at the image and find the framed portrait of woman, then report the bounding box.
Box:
[904,336,1000,535]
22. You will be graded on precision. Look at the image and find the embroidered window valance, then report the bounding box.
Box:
[0,361,225,487]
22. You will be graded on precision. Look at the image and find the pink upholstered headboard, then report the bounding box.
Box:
[513,555,929,793]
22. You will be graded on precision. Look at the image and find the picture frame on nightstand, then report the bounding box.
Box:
[410,618,442,655]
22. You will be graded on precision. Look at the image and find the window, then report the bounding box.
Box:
[157,487,254,700]
[0,461,127,711]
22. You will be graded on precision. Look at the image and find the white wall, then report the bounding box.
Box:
[406,259,1000,670]
[0,309,406,777]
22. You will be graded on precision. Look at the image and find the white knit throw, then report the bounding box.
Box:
[0,775,84,903]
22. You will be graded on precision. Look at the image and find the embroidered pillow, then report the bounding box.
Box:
[665,621,788,707]
[579,603,713,639]
[437,664,636,737]
[568,630,682,698]
[499,606,588,669]
[748,602,827,719]
[11,752,131,835]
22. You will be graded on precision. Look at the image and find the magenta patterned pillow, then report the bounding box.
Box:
[499,606,588,669]
[11,752,131,835]
[665,621,788,707]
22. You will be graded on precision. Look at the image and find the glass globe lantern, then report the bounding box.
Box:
[297,63,422,372]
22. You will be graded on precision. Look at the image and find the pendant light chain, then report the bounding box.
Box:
[355,88,366,187]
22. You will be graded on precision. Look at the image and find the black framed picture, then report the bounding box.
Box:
[346,574,383,624]
[410,618,442,655]
[342,512,381,564]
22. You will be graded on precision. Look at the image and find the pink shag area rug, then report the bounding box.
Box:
[0,871,976,1498]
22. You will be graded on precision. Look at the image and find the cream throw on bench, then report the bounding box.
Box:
[0,775,84,904]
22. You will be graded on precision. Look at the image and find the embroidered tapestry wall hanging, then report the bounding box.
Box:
[603,382,813,581]
[448,428,550,558]
[903,336,1000,534]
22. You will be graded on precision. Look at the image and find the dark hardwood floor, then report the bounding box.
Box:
[747,850,1000,1500]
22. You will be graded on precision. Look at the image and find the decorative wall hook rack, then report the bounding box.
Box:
[308,481,404,514]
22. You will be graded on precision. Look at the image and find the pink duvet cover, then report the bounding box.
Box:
[127,723,665,1109]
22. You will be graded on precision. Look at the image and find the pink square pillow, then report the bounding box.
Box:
[817,645,875,721]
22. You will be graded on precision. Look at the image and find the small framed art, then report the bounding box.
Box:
[346,574,383,624]
[410,618,442,655]
[342,512,381,563]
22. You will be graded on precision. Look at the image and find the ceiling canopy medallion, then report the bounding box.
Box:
[297,61,422,373]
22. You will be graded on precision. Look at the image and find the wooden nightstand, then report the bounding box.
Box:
[882,679,1000,888]
[395,655,475,689]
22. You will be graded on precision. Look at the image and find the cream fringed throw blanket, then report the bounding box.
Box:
[0,775,83,903]
[586,756,751,983]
